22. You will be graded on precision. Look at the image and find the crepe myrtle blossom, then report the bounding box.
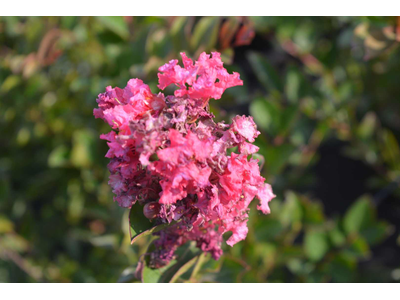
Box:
[94,52,275,267]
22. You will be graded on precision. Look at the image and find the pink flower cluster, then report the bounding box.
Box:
[94,52,275,267]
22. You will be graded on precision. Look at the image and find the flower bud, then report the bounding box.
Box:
[143,202,160,219]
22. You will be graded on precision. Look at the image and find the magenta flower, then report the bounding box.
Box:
[94,52,275,267]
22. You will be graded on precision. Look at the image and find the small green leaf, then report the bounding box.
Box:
[220,48,234,65]
[380,128,400,169]
[95,16,129,40]
[304,231,329,261]
[302,198,325,225]
[71,129,95,168]
[169,254,199,283]
[327,253,356,283]
[129,201,153,242]
[129,204,172,244]
[343,195,375,235]
[159,242,201,283]
[249,98,273,132]
[361,221,392,245]
[280,191,303,228]
[142,265,163,283]
[247,52,283,93]
[263,144,295,175]
[357,112,377,140]
[170,16,189,51]
[346,235,371,259]
[255,218,283,241]
[285,67,302,103]
[139,242,201,283]
[137,242,178,283]
[146,28,171,58]
[189,252,207,281]
[117,266,138,283]
[191,17,220,52]
[1,75,21,93]
[48,145,69,168]
[280,105,298,133]
[0,215,14,233]
[329,220,346,247]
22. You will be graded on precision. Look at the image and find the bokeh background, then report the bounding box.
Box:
[1,16,400,283]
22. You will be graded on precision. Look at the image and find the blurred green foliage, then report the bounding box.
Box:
[1,16,400,283]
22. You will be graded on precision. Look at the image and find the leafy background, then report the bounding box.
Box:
[1,16,400,283]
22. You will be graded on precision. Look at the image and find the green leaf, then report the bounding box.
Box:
[117,266,138,283]
[361,221,392,245]
[158,243,201,283]
[95,16,129,40]
[146,28,171,58]
[142,265,163,283]
[129,201,153,242]
[137,241,177,283]
[279,191,303,228]
[1,75,21,93]
[343,195,375,235]
[255,217,283,241]
[380,128,400,169]
[70,129,95,168]
[189,252,207,281]
[249,98,275,132]
[139,242,201,283]
[129,204,173,244]
[48,145,69,168]
[169,254,199,283]
[190,17,220,52]
[357,112,377,140]
[0,215,14,233]
[346,235,371,259]
[263,144,296,175]
[327,253,356,283]
[279,245,303,263]
[285,67,302,103]
[247,51,283,93]
[280,104,298,133]
[329,220,346,247]
[302,198,325,225]
[304,231,329,261]
[221,48,234,65]
[252,242,277,268]
[170,16,189,52]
